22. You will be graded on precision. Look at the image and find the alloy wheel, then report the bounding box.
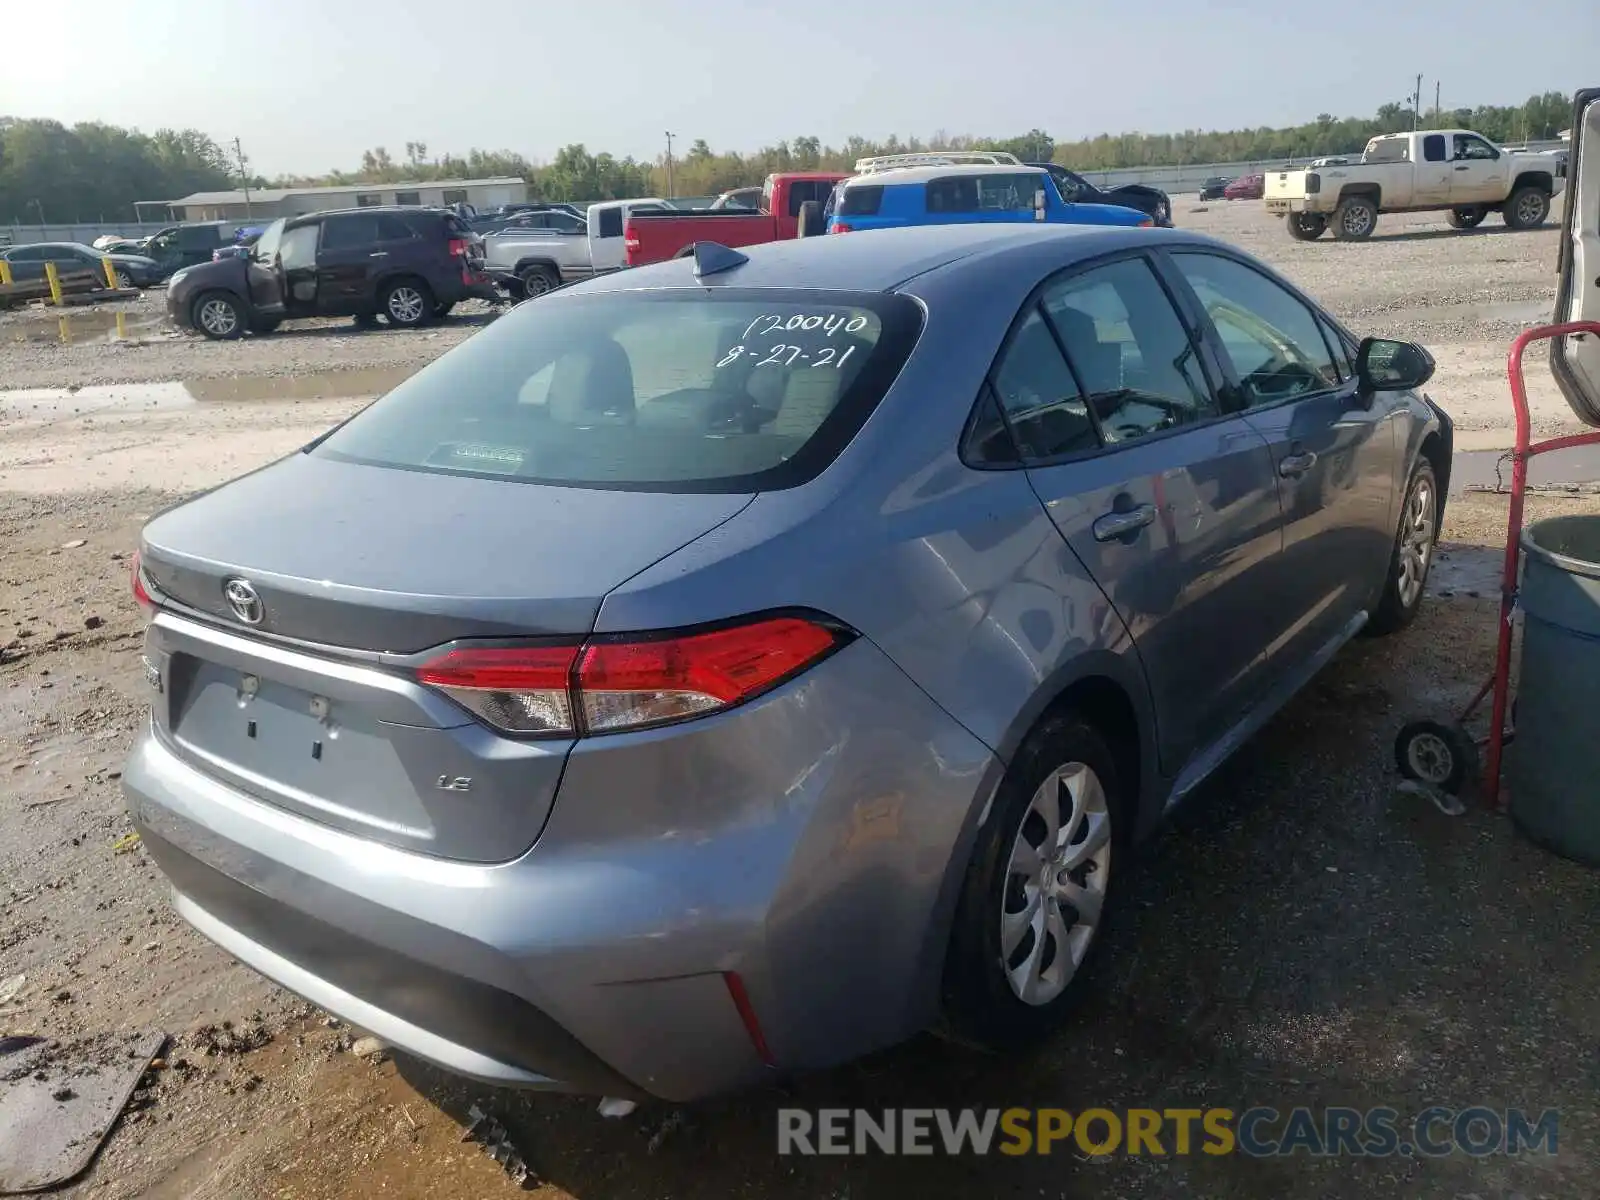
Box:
[1342,205,1374,237]
[1002,762,1112,1006]
[1397,476,1435,608]
[115,269,134,289]
[1515,192,1545,225]
[198,298,238,337]
[387,286,426,324]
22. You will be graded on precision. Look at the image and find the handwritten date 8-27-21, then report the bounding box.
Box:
[717,343,857,370]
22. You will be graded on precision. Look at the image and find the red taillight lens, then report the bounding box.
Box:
[448,237,469,257]
[1138,218,1154,227]
[831,223,853,234]
[416,644,580,734]
[578,616,840,733]
[414,615,845,737]
[131,550,156,615]
[624,236,640,253]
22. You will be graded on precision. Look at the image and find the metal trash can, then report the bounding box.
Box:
[1511,514,1600,866]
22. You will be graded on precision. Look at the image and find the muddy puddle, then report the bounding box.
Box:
[0,365,416,416]
[2,308,169,346]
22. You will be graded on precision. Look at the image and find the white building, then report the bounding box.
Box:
[143,177,529,223]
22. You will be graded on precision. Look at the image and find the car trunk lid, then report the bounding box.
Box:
[138,452,751,862]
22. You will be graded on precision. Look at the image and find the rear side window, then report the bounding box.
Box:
[312,290,924,492]
[837,185,883,216]
[926,173,1041,214]
[321,215,379,250]
[378,214,419,241]
[596,208,623,238]
[1423,134,1447,162]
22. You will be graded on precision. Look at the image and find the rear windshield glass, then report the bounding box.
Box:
[311,289,924,492]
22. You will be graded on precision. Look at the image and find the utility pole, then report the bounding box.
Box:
[1434,80,1441,124]
[664,131,676,200]
[1412,74,1422,130]
[233,137,254,219]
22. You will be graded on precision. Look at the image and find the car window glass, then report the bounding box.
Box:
[596,208,623,238]
[321,216,379,250]
[1041,257,1218,445]
[253,220,284,260]
[787,183,812,217]
[926,173,1040,214]
[1320,317,1354,381]
[1454,134,1498,161]
[1423,134,1447,162]
[990,308,1098,461]
[1055,170,1084,201]
[279,224,319,270]
[837,185,882,216]
[7,247,41,261]
[376,214,418,241]
[1171,252,1341,406]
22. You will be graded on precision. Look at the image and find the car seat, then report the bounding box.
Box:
[547,339,636,425]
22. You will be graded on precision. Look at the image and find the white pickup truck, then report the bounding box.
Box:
[483,197,671,299]
[1264,128,1566,241]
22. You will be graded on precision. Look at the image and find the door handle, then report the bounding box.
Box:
[1453,165,1469,171]
[1092,504,1157,542]
[369,251,389,258]
[1279,450,1318,478]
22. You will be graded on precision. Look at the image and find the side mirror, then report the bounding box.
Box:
[1034,189,1047,221]
[1356,337,1435,395]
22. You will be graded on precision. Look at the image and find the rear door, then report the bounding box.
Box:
[1166,249,1398,678]
[277,221,323,315]
[314,213,383,311]
[1001,252,1285,771]
[1553,87,1600,424]
[1414,133,1452,205]
[244,219,288,314]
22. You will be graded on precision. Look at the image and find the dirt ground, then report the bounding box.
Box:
[3,200,1600,1199]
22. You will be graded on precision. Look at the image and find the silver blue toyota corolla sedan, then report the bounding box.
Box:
[124,224,1450,1102]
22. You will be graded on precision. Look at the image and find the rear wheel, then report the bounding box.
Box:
[940,712,1124,1050]
[1286,212,1328,241]
[1502,185,1549,230]
[1446,206,1486,229]
[192,291,244,340]
[518,265,559,299]
[380,278,433,328]
[1332,195,1378,240]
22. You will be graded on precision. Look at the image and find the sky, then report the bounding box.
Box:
[4,0,1594,178]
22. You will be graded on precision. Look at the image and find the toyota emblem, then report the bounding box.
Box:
[223,578,264,626]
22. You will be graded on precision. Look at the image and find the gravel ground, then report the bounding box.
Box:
[3,200,1600,1199]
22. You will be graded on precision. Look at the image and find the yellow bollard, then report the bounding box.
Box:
[115,312,127,339]
[0,259,11,286]
[102,255,119,290]
[59,316,72,344]
[45,261,64,306]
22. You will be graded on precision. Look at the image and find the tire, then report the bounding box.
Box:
[191,290,244,340]
[249,315,282,335]
[1286,212,1328,241]
[796,200,824,238]
[1367,460,1438,636]
[114,268,135,290]
[518,265,559,299]
[380,278,433,328]
[1394,720,1478,795]
[1446,206,1486,230]
[940,711,1125,1051]
[1331,195,1378,241]
[1502,185,1549,230]
[433,301,456,319]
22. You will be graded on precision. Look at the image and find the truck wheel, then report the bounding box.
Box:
[1332,196,1378,240]
[380,278,434,328]
[1286,213,1327,241]
[519,265,559,298]
[192,291,244,340]
[1502,186,1549,230]
[796,200,824,238]
[1446,206,1486,230]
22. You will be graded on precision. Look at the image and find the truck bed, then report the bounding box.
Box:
[624,210,783,266]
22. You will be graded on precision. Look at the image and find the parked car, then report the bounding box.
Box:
[1198,177,1231,201]
[1223,174,1265,200]
[472,203,586,236]
[623,174,849,266]
[484,198,673,298]
[824,164,1152,232]
[140,222,234,277]
[0,241,163,288]
[708,186,764,210]
[485,208,588,238]
[1027,162,1172,226]
[165,206,495,339]
[1552,85,1599,423]
[124,221,1452,1102]
[1265,128,1565,240]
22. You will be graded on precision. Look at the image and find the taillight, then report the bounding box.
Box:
[448,237,469,257]
[130,550,156,615]
[416,644,579,734]
[624,235,640,254]
[414,614,848,737]
[1305,172,1322,195]
[832,223,853,234]
[1137,218,1154,227]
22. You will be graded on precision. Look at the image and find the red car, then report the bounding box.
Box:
[1223,174,1265,200]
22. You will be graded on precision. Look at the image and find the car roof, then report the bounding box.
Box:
[4,241,95,253]
[839,163,1049,187]
[566,223,1195,296]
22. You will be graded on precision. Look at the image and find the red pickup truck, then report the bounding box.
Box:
[624,172,848,266]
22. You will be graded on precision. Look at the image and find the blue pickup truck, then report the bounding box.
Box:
[823,161,1150,234]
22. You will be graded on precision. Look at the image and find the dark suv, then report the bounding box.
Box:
[166,207,496,339]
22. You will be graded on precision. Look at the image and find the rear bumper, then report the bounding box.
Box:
[123,638,998,1101]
